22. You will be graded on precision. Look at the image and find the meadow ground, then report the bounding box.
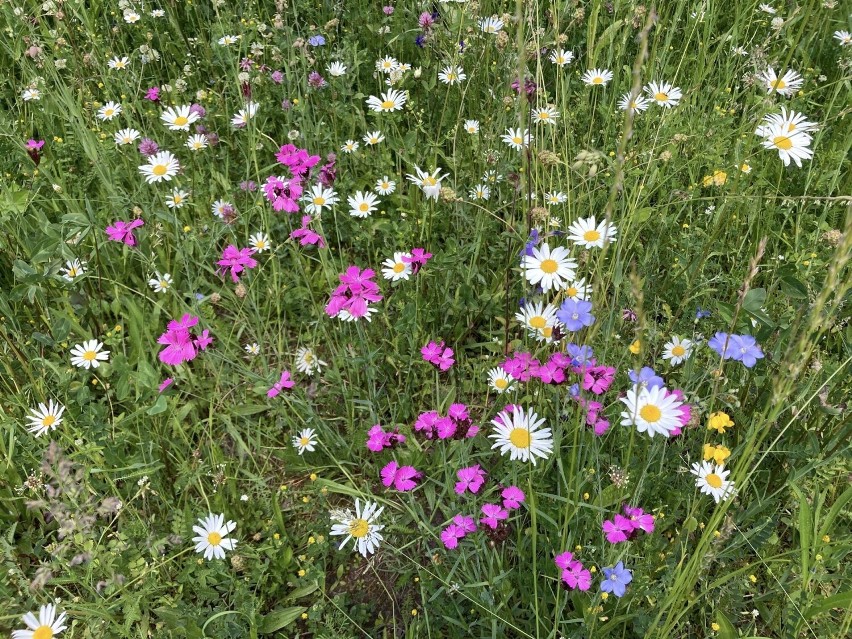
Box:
[1,0,851,637]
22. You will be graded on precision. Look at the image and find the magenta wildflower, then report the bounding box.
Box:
[318,155,337,187]
[138,138,159,157]
[275,144,320,177]
[144,86,161,102]
[454,464,486,495]
[366,424,406,451]
[308,71,327,88]
[325,265,383,321]
[603,514,634,543]
[623,505,655,534]
[582,365,616,395]
[418,11,434,28]
[157,314,211,366]
[270,70,284,84]
[501,486,525,510]
[106,218,144,246]
[290,215,326,247]
[453,514,476,534]
[668,388,692,436]
[263,175,303,213]
[267,370,295,398]
[158,378,174,393]
[401,248,432,274]
[26,139,45,165]
[421,340,454,371]
[562,560,592,590]
[239,180,258,192]
[441,524,465,549]
[479,503,509,529]
[383,6,395,15]
[380,461,420,491]
[217,245,258,283]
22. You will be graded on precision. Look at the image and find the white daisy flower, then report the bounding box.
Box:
[757,123,813,167]
[108,56,130,70]
[469,184,491,201]
[406,166,447,200]
[691,461,737,503]
[564,278,591,301]
[581,68,613,86]
[644,81,683,107]
[760,67,803,96]
[501,127,533,150]
[249,232,271,253]
[11,603,68,639]
[114,128,141,145]
[231,102,259,127]
[347,191,380,218]
[662,336,694,365]
[138,151,180,183]
[755,107,817,136]
[479,16,504,34]
[22,88,42,101]
[329,499,385,558]
[244,343,260,355]
[218,35,240,46]
[550,49,574,66]
[487,367,514,393]
[363,130,385,146]
[520,242,577,292]
[381,252,413,281]
[70,339,110,369]
[463,119,480,134]
[148,272,172,293]
[544,191,567,206]
[566,216,618,249]
[123,9,141,23]
[532,106,560,125]
[327,61,347,76]
[303,184,339,214]
[295,346,327,375]
[366,88,407,113]
[438,65,466,85]
[515,300,560,342]
[376,56,400,74]
[341,139,359,153]
[97,101,122,120]
[60,259,86,281]
[618,93,650,113]
[834,30,852,46]
[375,176,396,195]
[25,399,66,437]
[212,200,235,219]
[619,385,684,438]
[185,134,208,151]
[489,407,553,465]
[292,428,318,455]
[192,513,237,560]
[166,189,190,208]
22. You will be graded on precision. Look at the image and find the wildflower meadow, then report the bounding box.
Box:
[3,0,852,637]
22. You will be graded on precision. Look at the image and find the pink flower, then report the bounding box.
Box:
[593,419,611,435]
[554,551,574,570]
[435,416,456,440]
[290,215,326,247]
[267,370,295,398]
[263,174,303,213]
[326,265,383,320]
[533,359,565,384]
[454,464,485,495]
[501,352,539,382]
[623,505,655,534]
[421,340,444,363]
[402,248,432,274]
[502,486,525,510]
[157,314,208,366]
[603,514,633,543]
[158,378,174,393]
[106,218,144,246]
[217,245,258,282]
[275,144,320,176]
[366,424,405,451]
[479,503,508,529]
[380,461,420,491]
[453,514,477,534]
[667,389,691,436]
[582,365,616,395]
[441,524,464,549]
[562,560,592,591]
[195,329,213,350]
[448,404,468,421]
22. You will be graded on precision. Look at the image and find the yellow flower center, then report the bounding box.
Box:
[104,108,114,116]
[494,378,508,390]
[42,415,56,427]
[303,352,314,363]
[556,56,565,64]
[538,111,550,119]
[68,268,78,277]
[592,76,603,84]
[773,135,793,150]
[174,116,189,126]
[654,92,669,102]
[529,315,547,329]
[359,203,369,212]
[207,532,222,546]
[381,182,389,189]
[393,262,405,273]
[300,437,310,446]
[33,626,53,639]
[583,229,601,242]
[160,280,169,288]
[639,404,662,423]
[706,473,723,489]
[153,164,167,176]
[542,326,553,338]
[381,100,395,109]
[539,259,558,274]
[771,79,786,90]
[447,74,457,81]
[423,177,437,186]
[83,350,97,361]
[509,427,531,449]
[313,196,325,205]
[512,136,522,145]
[349,518,369,538]
[672,345,686,357]
[173,195,183,203]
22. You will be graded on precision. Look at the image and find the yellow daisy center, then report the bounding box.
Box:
[512,136,522,145]
[771,79,786,90]
[104,108,114,116]
[349,518,369,538]
[393,262,405,273]
[68,268,78,277]
[556,56,565,64]
[173,195,183,203]
[313,196,325,205]
[592,76,603,84]
[359,203,369,212]
[494,378,508,390]
[83,350,97,361]
[654,92,669,102]
[33,626,53,639]
[672,345,686,357]
[447,73,457,81]
[174,116,189,126]
[706,473,723,489]
[160,280,169,288]
[509,427,531,449]
[529,315,547,329]
[153,164,167,176]
[542,326,553,338]
[566,286,578,297]
[381,100,395,109]
[583,229,601,242]
[300,437,310,446]
[423,177,437,186]
[538,111,550,119]
[303,352,314,363]
[773,135,793,150]
[42,415,56,427]
[539,259,558,274]
[639,404,662,423]
[207,532,222,546]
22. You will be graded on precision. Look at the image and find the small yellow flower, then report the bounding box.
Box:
[739,163,752,173]
[411,609,418,616]
[301,613,308,619]
[590,565,597,573]
[279,485,287,491]
[711,622,720,631]
[601,592,608,600]
[302,496,310,503]
[583,492,590,500]
[749,574,757,583]
[183,225,191,232]
[707,411,734,434]
[703,443,731,464]
[628,339,641,354]
[293,98,300,105]
[308,536,315,544]
[714,530,721,538]
[310,473,318,481]
[273,533,280,540]
[822,534,830,543]
[298,569,306,577]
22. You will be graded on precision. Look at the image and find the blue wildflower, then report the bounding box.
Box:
[308,35,326,47]
[729,334,764,367]
[600,562,632,598]
[566,343,594,366]
[707,332,734,359]
[628,367,664,390]
[557,299,595,332]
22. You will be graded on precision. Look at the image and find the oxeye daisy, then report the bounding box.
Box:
[381,252,413,281]
[161,105,199,131]
[231,102,259,127]
[70,339,110,369]
[212,200,235,219]
[303,184,339,213]
[834,30,852,46]
[60,259,87,281]
[438,65,466,85]
[549,49,574,66]
[97,101,122,120]
[218,34,240,46]
[760,67,803,96]
[248,232,271,253]
[327,61,347,76]
[166,188,189,208]
[406,166,447,200]
[292,428,318,454]
[469,184,491,200]
[376,56,400,73]
[662,336,694,365]
[185,134,208,150]
[544,191,567,206]
[489,407,553,465]
[756,107,817,136]
[330,499,385,558]
[348,191,380,218]
[375,176,396,195]
[644,81,683,107]
[138,150,180,183]
[567,216,617,248]
[520,242,577,292]
[295,346,326,375]
[479,16,504,33]
[341,139,359,153]
[26,399,66,437]
[564,277,591,300]
[244,343,260,356]
[148,272,172,293]
[363,130,385,146]
[619,385,684,438]
[22,88,42,101]
[532,106,560,125]
[515,300,560,341]
[618,93,650,113]
[757,123,813,167]
[114,128,141,145]
[464,119,480,134]
[366,88,407,112]
[581,68,613,86]
[691,461,736,503]
[488,367,514,393]
[12,603,68,639]
[501,127,533,150]
[192,513,237,560]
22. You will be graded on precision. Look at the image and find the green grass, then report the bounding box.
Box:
[1,0,851,637]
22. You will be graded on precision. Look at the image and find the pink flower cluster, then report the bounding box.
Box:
[454,464,486,495]
[441,485,525,548]
[366,424,406,451]
[554,552,592,591]
[440,514,476,549]
[106,218,144,246]
[275,143,320,176]
[263,174,303,213]
[380,461,421,491]
[421,340,454,371]
[667,389,692,436]
[157,314,212,366]
[325,265,383,321]
[290,215,325,247]
[217,245,258,282]
[402,248,432,274]
[413,404,478,440]
[501,351,616,391]
[602,505,655,544]
[267,370,295,398]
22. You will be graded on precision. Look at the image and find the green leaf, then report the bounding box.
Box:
[258,607,306,634]
[286,581,319,600]
[780,276,808,299]
[146,394,169,415]
[714,611,737,639]
[802,590,852,620]
[742,288,766,312]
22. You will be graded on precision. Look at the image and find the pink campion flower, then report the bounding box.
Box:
[593,418,611,435]
[667,389,692,436]
[290,215,326,247]
[217,245,258,282]
[267,370,295,398]
[502,486,525,510]
[381,461,420,491]
[144,86,161,102]
[413,410,440,439]
[421,340,444,363]
[501,352,539,382]
[441,524,465,549]
[195,329,213,350]
[275,144,320,176]
[533,359,565,384]
[554,551,574,570]
[366,424,387,451]
[480,503,509,529]
[455,464,485,495]
[448,404,468,421]
[453,514,477,534]
[562,560,592,591]
[402,248,432,274]
[157,314,210,366]
[582,365,616,395]
[158,378,174,393]
[436,347,455,371]
[603,514,634,543]
[106,218,144,246]
[436,416,456,440]
[623,506,655,534]
[326,265,383,321]
[263,175,303,213]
